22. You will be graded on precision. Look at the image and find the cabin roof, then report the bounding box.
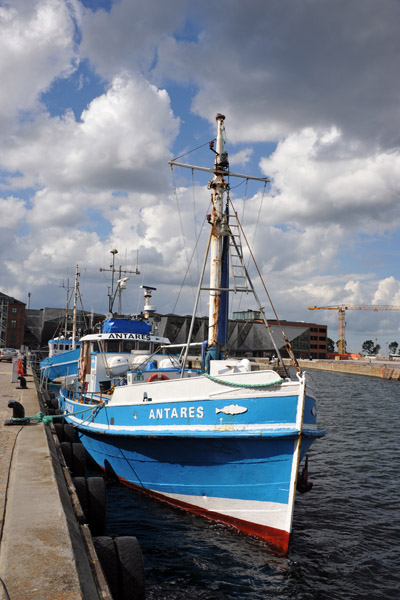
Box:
[80,332,170,344]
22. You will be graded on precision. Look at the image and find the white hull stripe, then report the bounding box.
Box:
[42,359,77,367]
[67,415,300,434]
[150,491,292,533]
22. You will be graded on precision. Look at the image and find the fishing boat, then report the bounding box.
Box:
[57,114,325,552]
[40,265,83,382]
[39,339,81,382]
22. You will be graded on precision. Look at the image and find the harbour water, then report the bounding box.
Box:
[104,370,400,599]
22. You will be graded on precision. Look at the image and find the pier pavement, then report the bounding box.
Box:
[297,358,400,379]
[0,361,104,600]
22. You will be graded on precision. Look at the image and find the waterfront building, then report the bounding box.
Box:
[0,292,26,349]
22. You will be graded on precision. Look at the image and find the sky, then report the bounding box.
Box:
[1,0,400,353]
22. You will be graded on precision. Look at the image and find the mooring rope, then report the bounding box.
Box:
[202,373,284,388]
[8,402,106,426]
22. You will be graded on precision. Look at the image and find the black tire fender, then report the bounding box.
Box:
[71,442,86,477]
[60,441,72,469]
[114,536,145,600]
[63,423,77,444]
[52,409,63,422]
[93,536,119,599]
[54,422,64,442]
[49,395,59,410]
[72,476,89,518]
[87,476,107,536]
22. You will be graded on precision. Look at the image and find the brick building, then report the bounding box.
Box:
[150,311,328,359]
[232,310,328,359]
[0,293,26,349]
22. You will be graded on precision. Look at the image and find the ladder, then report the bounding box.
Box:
[228,219,249,293]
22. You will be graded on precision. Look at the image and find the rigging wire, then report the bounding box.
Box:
[172,139,215,162]
[170,165,198,308]
[229,196,301,373]
[241,178,248,225]
[191,168,203,316]
[228,178,247,191]
[191,169,200,277]
[172,202,211,314]
[234,180,267,316]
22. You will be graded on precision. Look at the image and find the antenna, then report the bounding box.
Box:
[100,249,141,313]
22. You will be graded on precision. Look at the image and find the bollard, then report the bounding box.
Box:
[16,375,27,389]
[4,400,30,426]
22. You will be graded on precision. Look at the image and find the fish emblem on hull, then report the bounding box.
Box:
[216,404,248,416]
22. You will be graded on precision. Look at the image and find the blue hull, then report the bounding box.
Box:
[40,348,80,381]
[78,430,314,504]
[58,375,324,551]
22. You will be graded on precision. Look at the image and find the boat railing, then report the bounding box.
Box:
[67,388,104,405]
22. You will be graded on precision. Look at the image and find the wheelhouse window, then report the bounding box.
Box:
[123,340,136,353]
[106,340,120,353]
[138,341,154,352]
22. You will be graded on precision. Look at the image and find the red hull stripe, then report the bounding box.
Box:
[111,472,290,553]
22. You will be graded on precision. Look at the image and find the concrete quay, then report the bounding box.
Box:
[297,358,400,380]
[0,361,110,600]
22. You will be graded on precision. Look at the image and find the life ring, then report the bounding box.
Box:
[147,372,169,383]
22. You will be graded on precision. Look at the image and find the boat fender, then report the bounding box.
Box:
[296,455,313,494]
[147,373,169,383]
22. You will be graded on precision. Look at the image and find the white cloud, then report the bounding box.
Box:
[372,276,400,306]
[1,73,179,195]
[0,0,77,128]
[259,128,400,232]
[0,196,27,228]
[229,148,253,167]
[79,0,188,79]
[153,0,400,149]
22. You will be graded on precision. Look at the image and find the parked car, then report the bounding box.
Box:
[0,348,18,362]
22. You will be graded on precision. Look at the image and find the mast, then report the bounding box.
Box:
[207,113,230,354]
[60,277,71,338]
[72,264,79,350]
[170,114,290,375]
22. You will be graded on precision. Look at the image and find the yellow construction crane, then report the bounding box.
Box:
[308,305,400,354]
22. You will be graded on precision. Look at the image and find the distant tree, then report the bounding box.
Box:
[374,344,381,355]
[362,340,375,355]
[388,342,398,355]
[335,340,347,352]
[326,338,335,353]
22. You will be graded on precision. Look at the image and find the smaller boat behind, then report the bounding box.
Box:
[40,338,81,383]
[40,265,83,383]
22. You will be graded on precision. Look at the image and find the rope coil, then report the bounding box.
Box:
[202,373,284,388]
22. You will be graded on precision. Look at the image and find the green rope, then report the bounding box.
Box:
[9,402,106,426]
[202,373,285,388]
